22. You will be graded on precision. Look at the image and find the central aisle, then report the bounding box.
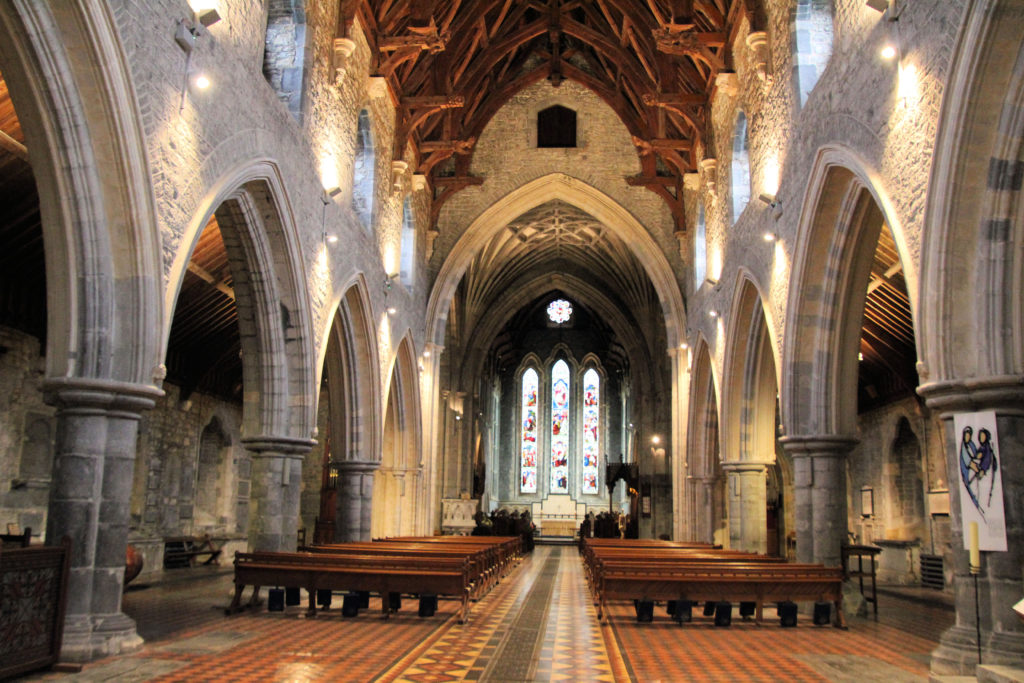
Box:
[380,545,625,682]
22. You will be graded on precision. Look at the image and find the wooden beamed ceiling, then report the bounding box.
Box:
[342,0,758,231]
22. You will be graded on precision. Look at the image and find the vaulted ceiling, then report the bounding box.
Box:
[344,0,766,230]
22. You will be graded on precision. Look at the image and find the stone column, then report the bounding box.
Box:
[918,377,1024,674]
[43,377,163,662]
[779,436,856,566]
[334,460,379,541]
[721,461,768,553]
[242,436,316,552]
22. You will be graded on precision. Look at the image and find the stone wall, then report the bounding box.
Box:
[0,327,52,539]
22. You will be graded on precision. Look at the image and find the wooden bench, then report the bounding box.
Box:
[305,543,497,599]
[163,535,222,569]
[227,550,473,623]
[595,561,844,627]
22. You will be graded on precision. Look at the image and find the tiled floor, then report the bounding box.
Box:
[19,546,954,682]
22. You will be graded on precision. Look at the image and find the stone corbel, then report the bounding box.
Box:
[699,158,718,196]
[411,174,427,192]
[425,228,439,259]
[333,37,356,86]
[391,160,409,195]
[746,32,770,83]
[715,72,739,98]
[367,76,388,100]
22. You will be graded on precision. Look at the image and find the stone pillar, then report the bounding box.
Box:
[43,377,163,662]
[779,436,856,566]
[242,436,316,552]
[334,460,378,541]
[721,461,768,553]
[918,377,1024,674]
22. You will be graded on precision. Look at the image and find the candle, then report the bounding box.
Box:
[969,521,980,573]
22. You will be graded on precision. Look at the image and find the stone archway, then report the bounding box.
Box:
[685,338,725,545]
[0,2,164,661]
[721,276,779,554]
[916,2,1024,671]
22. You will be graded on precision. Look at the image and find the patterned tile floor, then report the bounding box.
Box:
[17,546,953,682]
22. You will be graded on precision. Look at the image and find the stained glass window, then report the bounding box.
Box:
[550,360,570,493]
[520,368,538,493]
[547,299,572,324]
[582,369,600,494]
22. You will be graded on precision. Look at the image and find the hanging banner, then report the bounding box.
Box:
[953,411,1007,551]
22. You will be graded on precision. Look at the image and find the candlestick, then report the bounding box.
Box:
[969,520,980,574]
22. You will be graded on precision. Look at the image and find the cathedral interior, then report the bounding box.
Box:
[0,0,1022,679]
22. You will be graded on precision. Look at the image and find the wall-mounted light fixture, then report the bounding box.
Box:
[708,309,719,318]
[320,191,339,246]
[175,7,221,112]
[763,231,778,242]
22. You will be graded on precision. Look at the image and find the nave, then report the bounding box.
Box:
[20,546,952,682]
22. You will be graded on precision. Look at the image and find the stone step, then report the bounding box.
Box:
[978,665,1024,683]
[929,675,976,683]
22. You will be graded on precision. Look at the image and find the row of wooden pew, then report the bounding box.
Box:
[227,535,522,624]
[581,538,845,627]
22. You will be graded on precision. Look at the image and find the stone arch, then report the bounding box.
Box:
[783,145,916,438]
[373,333,423,537]
[919,3,1024,383]
[917,6,1024,669]
[194,415,232,528]
[427,174,685,351]
[731,111,751,223]
[263,0,309,119]
[883,416,925,540]
[720,275,779,553]
[0,2,163,385]
[790,0,834,107]
[167,167,316,441]
[319,277,382,542]
[685,336,724,544]
[456,272,655,397]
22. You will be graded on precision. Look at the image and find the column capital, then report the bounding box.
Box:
[778,434,858,457]
[241,435,317,455]
[720,460,772,473]
[917,374,1024,416]
[333,459,380,474]
[43,376,164,414]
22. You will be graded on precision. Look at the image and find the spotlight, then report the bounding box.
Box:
[423,350,431,358]
[326,234,338,244]
[880,44,897,60]
[709,309,719,318]
[194,74,211,89]
[196,8,222,27]
[387,306,397,315]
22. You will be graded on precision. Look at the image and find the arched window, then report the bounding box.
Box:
[550,360,570,493]
[520,368,539,493]
[263,0,308,119]
[731,111,751,223]
[694,200,707,286]
[537,105,577,147]
[400,197,416,288]
[791,0,834,106]
[353,109,375,228]
[581,368,600,494]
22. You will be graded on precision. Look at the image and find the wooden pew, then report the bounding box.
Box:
[227,550,473,623]
[304,543,496,599]
[595,561,844,627]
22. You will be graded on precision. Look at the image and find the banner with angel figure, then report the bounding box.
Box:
[953,411,1007,551]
